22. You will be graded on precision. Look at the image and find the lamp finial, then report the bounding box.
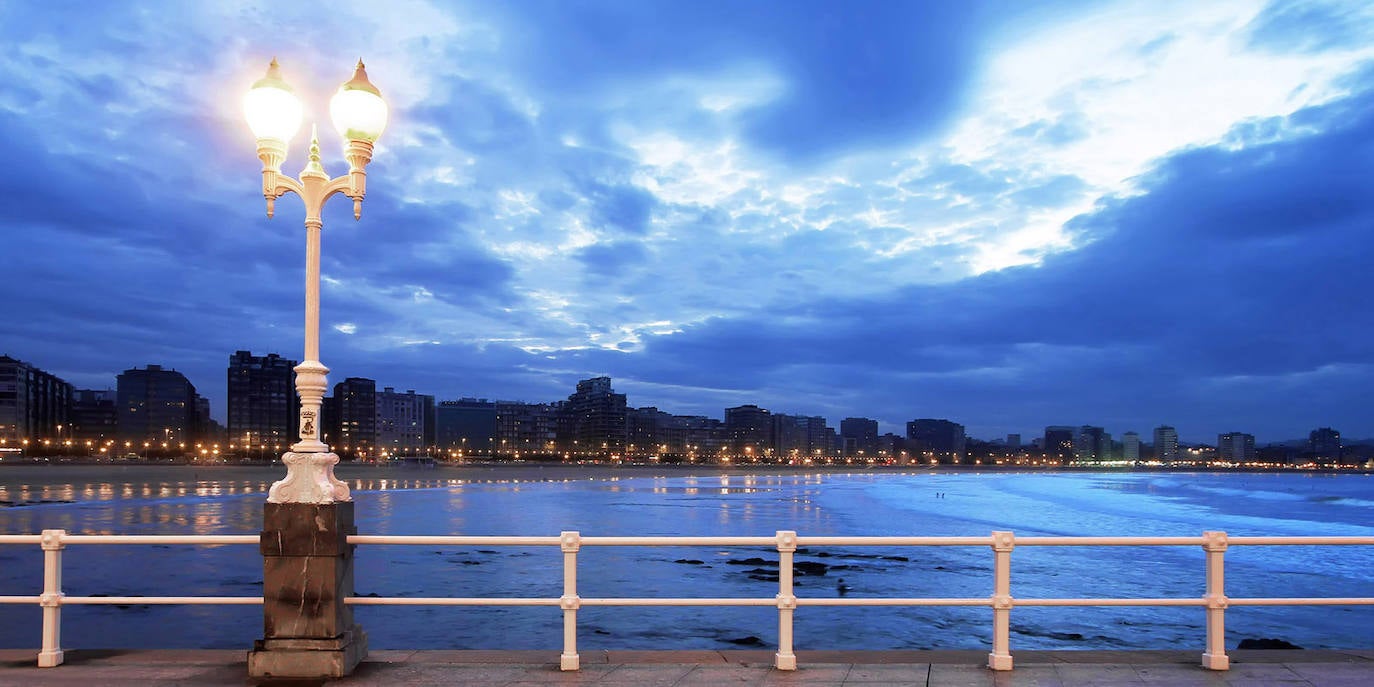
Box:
[301,123,327,179]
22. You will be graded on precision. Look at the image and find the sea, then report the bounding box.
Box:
[1,465,1371,652]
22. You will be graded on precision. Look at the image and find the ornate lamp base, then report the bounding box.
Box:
[268,452,351,504]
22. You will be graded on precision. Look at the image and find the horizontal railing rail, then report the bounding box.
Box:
[2,529,1371,671]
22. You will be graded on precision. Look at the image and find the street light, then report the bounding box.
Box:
[245,58,387,504]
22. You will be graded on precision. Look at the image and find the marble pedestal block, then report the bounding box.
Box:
[248,502,367,679]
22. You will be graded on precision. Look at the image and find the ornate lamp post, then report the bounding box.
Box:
[243,58,387,502]
[243,58,386,679]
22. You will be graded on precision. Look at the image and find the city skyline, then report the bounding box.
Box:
[0,349,1357,446]
[3,2,1374,443]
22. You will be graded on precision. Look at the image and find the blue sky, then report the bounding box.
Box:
[2,0,1373,443]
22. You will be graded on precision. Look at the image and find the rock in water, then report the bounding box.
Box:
[1238,638,1303,650]
[725,635,765,646]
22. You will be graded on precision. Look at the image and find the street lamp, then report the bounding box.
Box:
[244,58,387,504]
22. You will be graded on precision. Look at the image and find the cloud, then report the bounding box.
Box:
[4,0,1374,444]
[1245,0,1374,54]
[574,241,650,279]
[567,74,1374,440]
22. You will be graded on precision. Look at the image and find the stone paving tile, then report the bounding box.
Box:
[760,664,854,683]
[1130,663,1230,684]
[983,665,1069,687]
[1208,664,1304,681]
[839,663,929,684]
[1282,662,1374,681]
[368,662,533,683]
[847,684,928,687]
[677,664,776,685]
[528,665,621,681]
[1051,663,1142,681]
[605,649,732,664]
[930,664,1007,686]
[493,668,622,685]
[597,663,696,685]
[1221,680,1313,687]
[1038,651,1190,666]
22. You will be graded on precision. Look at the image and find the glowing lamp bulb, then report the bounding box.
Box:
[244,58,303,144]
[330,60,387,143]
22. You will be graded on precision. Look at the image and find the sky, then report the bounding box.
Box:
[2,0,1373,443]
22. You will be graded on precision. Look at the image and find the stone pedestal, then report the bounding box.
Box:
[248,502,367,679]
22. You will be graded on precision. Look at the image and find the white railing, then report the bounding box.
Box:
[2,530,1372,671]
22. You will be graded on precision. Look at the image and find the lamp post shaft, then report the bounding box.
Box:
[304,217,322,363]
[292,150,330,456]
[257,129,368,503]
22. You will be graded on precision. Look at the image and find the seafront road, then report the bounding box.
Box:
[2,649,1372,686]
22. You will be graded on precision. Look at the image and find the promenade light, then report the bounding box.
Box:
[244,58,386,504]
[243,59,302,147]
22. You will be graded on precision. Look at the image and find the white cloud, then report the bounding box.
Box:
[938,0,1374,270]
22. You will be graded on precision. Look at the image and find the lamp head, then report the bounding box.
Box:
[244,58,304,145]
[330,59,388,144]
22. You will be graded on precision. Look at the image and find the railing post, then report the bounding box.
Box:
[1202,530,1229,670]
[559,531,581,671]
[988,530,1014,671]
[775,530,798,670]
[38,529,65,668]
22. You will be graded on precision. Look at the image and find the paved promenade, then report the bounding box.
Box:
[2,649,1372,686]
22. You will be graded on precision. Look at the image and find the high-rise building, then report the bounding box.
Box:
[321,394,338,447]
[195,395,215,440]
[1217,432,1256,463]
[908,419,966,463]
[627,406,670,457]
[772,414,811,459]
[497,401,559,457]
[1043,426,1075,460]
[72,389,117,443]
[1309,427,1342,464]
[1074,426,1108,464]
[680,415,727,458]
[376,387,432,455]
[559,377,627,458]
[0,355,72,444]
[725,404,772,458]
[435,398,497,454]
[804,417,835,457]
[768,414,831,459]
[1154,425,1180,463]
[1006,434,1022,452]
[333,377,376,458]
[116,365,198,446]
[1122,432,1141,463]
[840,417,879,457]
[226,351,298,451]
[876,433,904,460]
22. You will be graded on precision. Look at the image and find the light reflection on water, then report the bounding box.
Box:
[0,468,1370,652]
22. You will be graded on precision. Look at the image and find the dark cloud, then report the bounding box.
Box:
[583,182,658,235]
[574,241,650,279]
[484,1,1010,161]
